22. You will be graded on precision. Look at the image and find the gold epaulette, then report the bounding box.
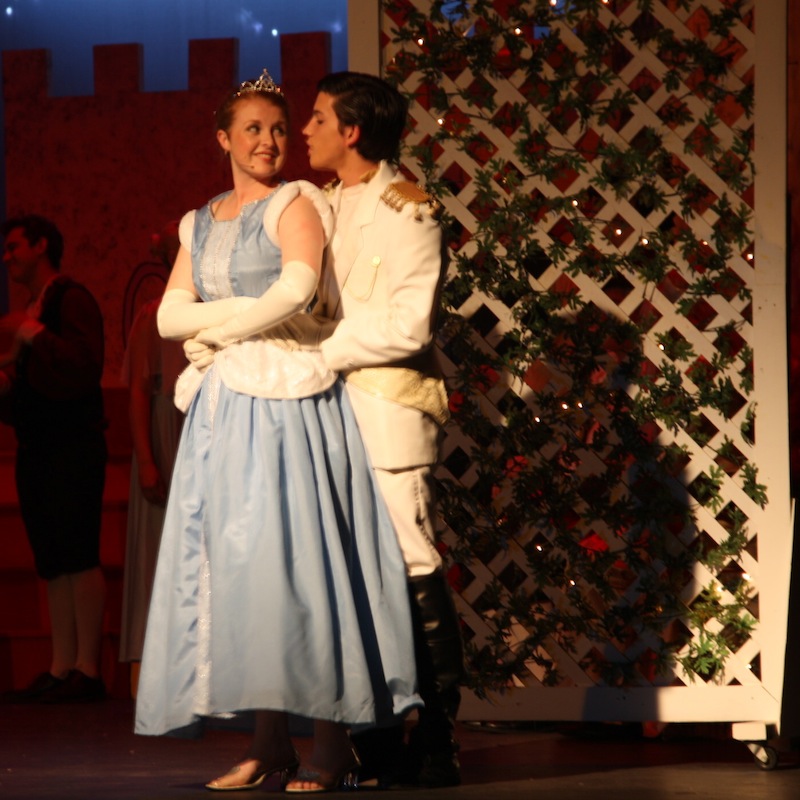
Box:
[381,181,442,221]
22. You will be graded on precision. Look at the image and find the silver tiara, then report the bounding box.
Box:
[236,68,281,97]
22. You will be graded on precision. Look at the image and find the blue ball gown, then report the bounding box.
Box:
[134,182,421,737]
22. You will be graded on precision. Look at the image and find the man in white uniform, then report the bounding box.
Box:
[299,72,464,788]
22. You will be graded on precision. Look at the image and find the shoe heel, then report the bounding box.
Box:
[341,768,359,790]
[280,765,299,790]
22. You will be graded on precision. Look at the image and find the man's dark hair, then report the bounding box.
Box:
[317,72,408,164]
[2,214,64,270]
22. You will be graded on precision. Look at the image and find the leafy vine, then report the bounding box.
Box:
[385,0,759,694]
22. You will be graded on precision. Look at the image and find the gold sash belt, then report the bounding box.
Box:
[345,365,450,427]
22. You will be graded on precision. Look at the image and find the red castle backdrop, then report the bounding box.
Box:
[0,33,331,695]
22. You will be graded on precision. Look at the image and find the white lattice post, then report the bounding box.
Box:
[730,0,791,759]
[348,0,380,74]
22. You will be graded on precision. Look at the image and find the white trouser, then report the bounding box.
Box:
[373,465,443,578]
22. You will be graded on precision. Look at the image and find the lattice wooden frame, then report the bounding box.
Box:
[349,0,791,726]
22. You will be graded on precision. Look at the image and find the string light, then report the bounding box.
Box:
[514,27,522,35]
[641,237,649,245]
[417,37,425,46]
[534,416,541,422]
[561,402,569,410]
[614,228,622,236]
[437,117,444,126]
[658,343,666,350]
[572,199,579,207]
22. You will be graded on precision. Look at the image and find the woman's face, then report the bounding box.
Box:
[218,95,288,185]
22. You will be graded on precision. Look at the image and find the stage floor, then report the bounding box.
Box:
[1,699,800,798]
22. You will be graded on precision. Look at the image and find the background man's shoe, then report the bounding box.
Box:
[0,672,66,704]
[41,670,105,703]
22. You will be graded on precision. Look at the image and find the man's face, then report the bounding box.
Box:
[2,227,42,288]
[302,92,350,174]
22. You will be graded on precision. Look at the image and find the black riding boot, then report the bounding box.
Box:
[404,570,465,787]
[350,722,405,788]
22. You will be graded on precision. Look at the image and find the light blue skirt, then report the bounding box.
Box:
[135,372,420,737]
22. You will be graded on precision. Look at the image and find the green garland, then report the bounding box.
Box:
[385,0,759,695]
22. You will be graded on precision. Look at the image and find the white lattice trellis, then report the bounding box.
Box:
[350,0,790,729]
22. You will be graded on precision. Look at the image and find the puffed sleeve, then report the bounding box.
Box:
[178,210,196,250]
[263,181,334,247]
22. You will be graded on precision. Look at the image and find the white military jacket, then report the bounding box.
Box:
[316,161,448,470]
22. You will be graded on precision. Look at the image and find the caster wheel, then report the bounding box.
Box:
[753,744,779,771]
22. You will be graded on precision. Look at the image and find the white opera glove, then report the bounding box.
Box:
[157,290,257,340]
[281,314,339,350]
[183,337,216,370]
[195,260,319,349]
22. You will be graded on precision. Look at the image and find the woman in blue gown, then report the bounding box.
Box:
[134,71,420,793]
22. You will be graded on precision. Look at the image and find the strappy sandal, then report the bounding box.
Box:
[284,750,360,794]
[205,752,300,791]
